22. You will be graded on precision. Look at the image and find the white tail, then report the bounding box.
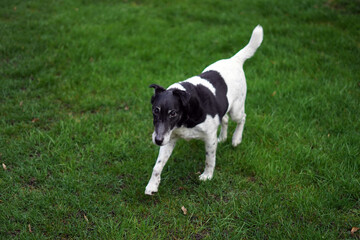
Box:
[232,25,263,65]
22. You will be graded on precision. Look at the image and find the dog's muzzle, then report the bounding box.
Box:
[152,128,171,146]
[154,135,164,146]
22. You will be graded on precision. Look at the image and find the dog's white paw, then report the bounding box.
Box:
[232,137,242,147]
[145,183,158,195]
[218,135,227,143]
[199,173,213,181]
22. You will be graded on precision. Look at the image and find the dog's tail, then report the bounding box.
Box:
[232,25,263,65]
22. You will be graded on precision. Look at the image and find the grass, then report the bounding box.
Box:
[0,0,359,239]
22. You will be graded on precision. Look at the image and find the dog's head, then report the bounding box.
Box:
[149,84,190,146]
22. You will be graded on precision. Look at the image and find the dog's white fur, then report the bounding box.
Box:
[145,25,263,195]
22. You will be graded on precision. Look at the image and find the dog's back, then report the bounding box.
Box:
[203,25,263,113]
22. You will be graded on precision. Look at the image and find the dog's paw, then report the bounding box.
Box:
[232,137,242,147]
[199,173,213,181]
[217,135,227,143]
[145,183,158,195]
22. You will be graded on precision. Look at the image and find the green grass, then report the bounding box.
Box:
[1,0,359,239]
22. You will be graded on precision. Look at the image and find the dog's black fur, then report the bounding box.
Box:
[150,70,228,145]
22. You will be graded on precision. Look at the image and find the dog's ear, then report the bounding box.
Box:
[149,84,165,104]
[149,84,165,95]
[173,89,191,107]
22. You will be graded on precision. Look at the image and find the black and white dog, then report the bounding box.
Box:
[145,25,263,195]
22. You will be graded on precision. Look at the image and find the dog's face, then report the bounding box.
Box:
[150,84,190,146]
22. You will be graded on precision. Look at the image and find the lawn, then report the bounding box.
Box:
[0,0,359,239]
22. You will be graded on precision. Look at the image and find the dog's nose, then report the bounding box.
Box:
[155,136,163,146]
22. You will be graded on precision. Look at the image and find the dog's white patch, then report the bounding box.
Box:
[184,76,216,96]
[168,83,186,91]
[173,114,220,141]
[169,76,216,96]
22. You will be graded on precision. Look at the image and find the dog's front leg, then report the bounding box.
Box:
[199,133,217,181]
[145,139,177,195]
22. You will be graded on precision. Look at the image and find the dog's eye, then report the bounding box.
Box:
[169,110,177,118]
[153,107,160,114]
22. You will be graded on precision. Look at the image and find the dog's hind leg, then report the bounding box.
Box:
[218,114,229,143]
[230,101,246,147]
[145,139,177,195]
[200,132,218,181]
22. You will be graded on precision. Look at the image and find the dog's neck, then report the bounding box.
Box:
[180,95,205,128]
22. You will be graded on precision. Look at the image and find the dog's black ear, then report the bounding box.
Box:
[149,84,165,104]
[173,89,191,106]
[149,84,166,95]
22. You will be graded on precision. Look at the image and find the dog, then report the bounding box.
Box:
[145,25,263,195]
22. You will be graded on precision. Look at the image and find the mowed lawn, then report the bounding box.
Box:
[1,0,359,239]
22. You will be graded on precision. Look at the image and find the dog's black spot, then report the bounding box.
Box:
[150,70,228,134]
[199,70,228,117]
[176,70,228,128]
